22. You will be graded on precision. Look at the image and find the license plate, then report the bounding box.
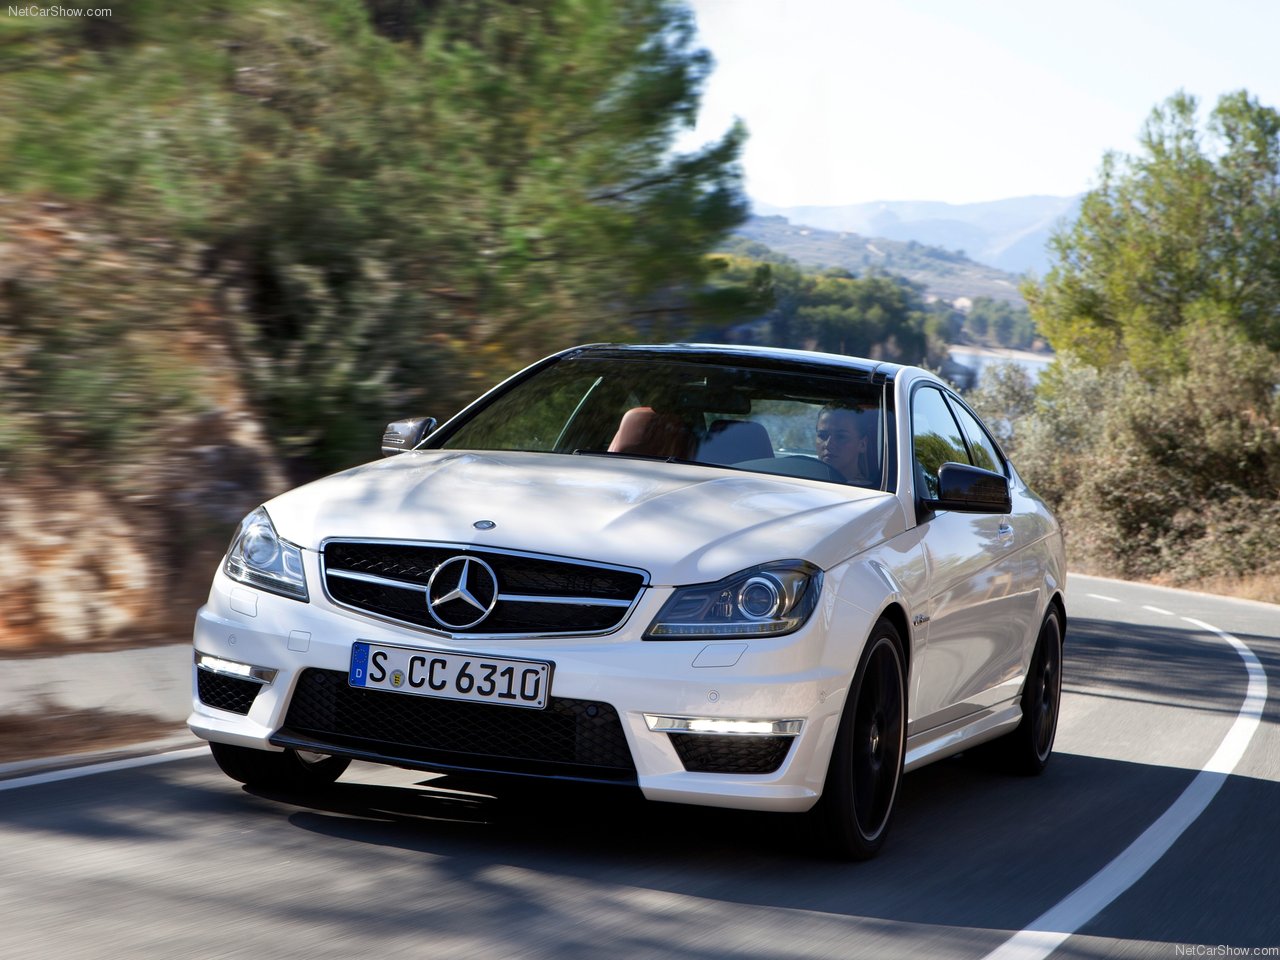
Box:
[348,641,551,710]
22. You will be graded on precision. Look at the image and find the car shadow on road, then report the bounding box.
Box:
[244,743,1279,950]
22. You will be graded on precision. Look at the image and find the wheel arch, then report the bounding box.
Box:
[1049,591,1067,641]
[828,559,915,671]
[874,601,912,677]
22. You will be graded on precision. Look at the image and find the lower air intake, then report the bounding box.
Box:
[197,671,261,716]
[278,669,637,783]
[668,733,794,774]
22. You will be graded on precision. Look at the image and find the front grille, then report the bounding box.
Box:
[322,540,647,636]
[668,734,794,774]
[278,669,637,783]
[197,671,261,715]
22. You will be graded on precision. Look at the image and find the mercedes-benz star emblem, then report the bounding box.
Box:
[426,556,499,630]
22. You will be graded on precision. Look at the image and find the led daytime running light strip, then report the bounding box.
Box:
[195,652,278,685]
[645,715,804,737]
[646,618,804,637]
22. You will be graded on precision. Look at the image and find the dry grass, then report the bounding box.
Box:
[1072,562,1280,607]
[0,705,181,764]
[1157,572,1280,606]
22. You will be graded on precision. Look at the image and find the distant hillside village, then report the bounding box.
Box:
[714,209,1054,385]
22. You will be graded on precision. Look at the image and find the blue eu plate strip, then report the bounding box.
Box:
[348,641,370,687]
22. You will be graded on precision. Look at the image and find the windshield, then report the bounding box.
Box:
[439,356,889,488]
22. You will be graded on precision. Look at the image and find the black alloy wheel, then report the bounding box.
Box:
[811,618,906,860]
[991,607,1063,776]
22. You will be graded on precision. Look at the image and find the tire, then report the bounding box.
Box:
[209,741,351,791]
[810,618,907,860]
[989,608,1063,776]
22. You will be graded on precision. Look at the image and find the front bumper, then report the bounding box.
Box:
[189,564,866,813]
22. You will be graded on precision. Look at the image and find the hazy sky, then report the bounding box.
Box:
[682,0,1280,207]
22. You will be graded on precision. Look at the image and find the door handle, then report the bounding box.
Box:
[998,522,1014,541]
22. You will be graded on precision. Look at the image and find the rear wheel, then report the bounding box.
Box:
[988,608,1063,775]
[810,618,906,860]
[209,742,350,790]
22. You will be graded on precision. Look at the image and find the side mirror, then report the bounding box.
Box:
[932,462,1011,513]
[381,417,437,457]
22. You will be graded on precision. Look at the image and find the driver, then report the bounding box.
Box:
[816,404,871,483]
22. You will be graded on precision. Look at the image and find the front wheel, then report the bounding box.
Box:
[209,741,350,791]
[809,619,906,860]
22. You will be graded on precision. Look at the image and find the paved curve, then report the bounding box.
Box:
[1,574,1277,960]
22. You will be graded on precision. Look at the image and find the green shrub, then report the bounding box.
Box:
[967,323,1280,584]
[0,206,211,489]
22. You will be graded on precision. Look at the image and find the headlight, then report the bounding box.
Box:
[224,507,309,601]
[644,561,822,639]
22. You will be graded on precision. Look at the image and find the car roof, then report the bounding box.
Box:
[562,342,908,384]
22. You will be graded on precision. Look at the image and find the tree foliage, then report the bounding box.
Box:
[996,89,1280,590]
[710,254,945,364]
[963,297,1037,350]
[968,326,1280,585]
[1060,325,1280,581]
[0,0,746,471]
[1026,90,1280,377]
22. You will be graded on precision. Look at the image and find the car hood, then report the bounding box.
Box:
[266,451,906,584]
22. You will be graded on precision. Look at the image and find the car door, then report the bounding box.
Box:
[909,385,1026,733]
[946,392,1042,643]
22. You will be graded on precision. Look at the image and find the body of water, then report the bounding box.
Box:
[947,346,1054,388]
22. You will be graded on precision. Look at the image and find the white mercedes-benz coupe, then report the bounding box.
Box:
[190,342,1066,858]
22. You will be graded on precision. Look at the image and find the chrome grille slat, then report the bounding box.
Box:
[321,539,648,637]
[327,567,428,592]
[497,594,633,607]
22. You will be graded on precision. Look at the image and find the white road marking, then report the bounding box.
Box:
[980,616,1268,960]
[1086,593,1120,603]
[1142,605,1173,616]
[0,747,208,793]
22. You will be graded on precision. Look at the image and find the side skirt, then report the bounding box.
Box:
[904,700,1022,772]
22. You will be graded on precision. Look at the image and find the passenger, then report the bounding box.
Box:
[816,404,870,483]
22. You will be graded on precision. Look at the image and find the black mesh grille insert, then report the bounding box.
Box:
[197,671,261,715]
[280,669,637,782]
[668,734,794,774]
[322,541,646,635]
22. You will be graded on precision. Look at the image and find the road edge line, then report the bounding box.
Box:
[0,745,209,793]
[978,615,1268,960]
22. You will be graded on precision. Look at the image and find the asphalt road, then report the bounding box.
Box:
[2,574,1277,960]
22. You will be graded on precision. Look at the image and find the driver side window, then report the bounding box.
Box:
[948,398,1004,475]
[911,387,968,500]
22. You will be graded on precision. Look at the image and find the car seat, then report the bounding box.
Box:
[696,419,774,465]
[607,407,697,459]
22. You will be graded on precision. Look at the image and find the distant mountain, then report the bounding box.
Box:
[727,215,1027,305]
[751,195,1081,276]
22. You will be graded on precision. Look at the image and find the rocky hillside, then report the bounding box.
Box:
[0,201,289,655]
[726,216,1028,305]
